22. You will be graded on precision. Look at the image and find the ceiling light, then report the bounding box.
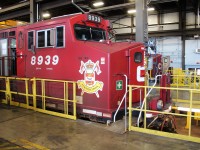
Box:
[127,7,155,14]
[19,0,27,3]
[0,7,2,10]
[127,9,136,14]
[93,1,104,7]
[42,12,50,18]
[17,21,24,25]
[147,7,155,11]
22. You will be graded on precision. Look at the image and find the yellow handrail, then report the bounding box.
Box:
[128,84,200,143]
[0,77,77,120]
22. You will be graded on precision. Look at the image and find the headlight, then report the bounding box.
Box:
[157,100,163,110]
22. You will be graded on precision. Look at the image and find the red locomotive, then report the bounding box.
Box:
[0,13,145,122]
[0,13,170,124]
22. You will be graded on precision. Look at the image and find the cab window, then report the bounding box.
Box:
[37,30,45,48]
[134,52,142,63]
[28,31,34,50]
[74,24,106,41]
[36,29,53,48]
[56,26,64,47]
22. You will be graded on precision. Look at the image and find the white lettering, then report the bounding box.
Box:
[52,55,59,65]
[137,66,145,82]
[31,56,36,65]
[30,55,59,66]
[37,56,43,65]
[45,55,51,65]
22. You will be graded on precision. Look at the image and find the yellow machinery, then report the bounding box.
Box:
[0,20,27,29]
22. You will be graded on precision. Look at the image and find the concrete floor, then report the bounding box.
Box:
[0,104,200,150]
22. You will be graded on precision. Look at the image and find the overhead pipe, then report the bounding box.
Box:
[37,3,39,22]
[71,0,85,14]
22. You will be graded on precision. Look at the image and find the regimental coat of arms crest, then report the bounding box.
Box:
[77,60,104,98]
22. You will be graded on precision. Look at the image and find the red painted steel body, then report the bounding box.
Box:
[0,13,145,122]
[160,74,171,106]
[151,54,162,77]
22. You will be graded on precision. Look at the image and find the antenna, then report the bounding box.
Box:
[71,0,85,14]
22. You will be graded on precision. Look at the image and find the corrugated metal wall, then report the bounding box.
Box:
[156,37,182,68]
[185,39,200,69]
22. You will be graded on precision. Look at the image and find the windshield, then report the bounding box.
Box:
[74,24,106,41]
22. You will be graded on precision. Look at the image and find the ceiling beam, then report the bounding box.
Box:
[0,0,75,22]
[0,0,45,14]
[0,1,30,14]
[89,2,135,13]
[0,9,29,22]
[149,0,178,4]
[116,28,200,40]
[41,0,72,11]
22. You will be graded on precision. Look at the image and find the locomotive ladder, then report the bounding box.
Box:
[113,74,144,132]
[137,75,162,127]
[113,74,128,131]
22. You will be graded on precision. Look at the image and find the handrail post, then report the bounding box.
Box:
[64,82,67,114]
[42,80,46,110]
[128,85,132,131]
[32,77,36,110]
[144,84,147,129]
[194,70,197,89]
[6,77,11,105]
[124,74,127,131]
[25,80,29,108]
[140,88,142,106]
[73,82,77,120]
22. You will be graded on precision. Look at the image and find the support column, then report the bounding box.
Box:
[30,0,37,23]
[135,0,148,43]
[179,0,186,69]
[131,15,134,34]
[182,35,186,69]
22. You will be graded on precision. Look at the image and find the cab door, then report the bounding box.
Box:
[129,46,145,103]
[0,38,17,76]
[0,39,8,76]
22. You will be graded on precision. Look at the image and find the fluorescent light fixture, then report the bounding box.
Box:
[178,107,200,113]
[147,7,155,11]
[127,9,136,14]
[93,1,104,7]
[42,12,50,18]
[194,35,199,38]
[128,7,155,14]
[17,21,23,24]
[19,0,27,3]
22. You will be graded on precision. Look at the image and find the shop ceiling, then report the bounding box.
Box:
[0,0,198,22]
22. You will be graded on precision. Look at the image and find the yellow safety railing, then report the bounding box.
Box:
[0,77,77,120]
[128,84,200,143]
[7,77,33,109]
[0,76,7,103]
[169,68,200,89]
[33,78,76,120]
